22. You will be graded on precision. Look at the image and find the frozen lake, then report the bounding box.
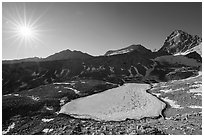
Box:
[59,83,166,121]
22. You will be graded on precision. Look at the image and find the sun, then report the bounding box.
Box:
[17,25,34,38]
[3,4,45,48]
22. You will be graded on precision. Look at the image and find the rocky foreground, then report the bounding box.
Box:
[2,73,202,135]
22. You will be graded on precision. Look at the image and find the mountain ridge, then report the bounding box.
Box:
[3,29,202,64]
[2,29,202,94]
[104,44,152,56]
[3,49,93,64]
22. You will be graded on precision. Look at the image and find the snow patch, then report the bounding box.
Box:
[20,82,27,88]
[42,128,53,133]
[44,79,48,84]
[39,71,48,78]
[2,122,15,134]
[173,87,185,91]
[54,70,57,74]
[3,94,12,96]
[160,88,184,93]
[98,65,105,70]
[13,94,20,96]
[188,86,202,94]
[51,77,55,82]
[105,82,118,86]
[64,87,80,94]
[60,69,66,75]
[162,97,184,109]
[42,118,54,122]
[174,43,202,56]
[55,86,60,89]
[159,89,172,93]
[132,66,139,74]
[31,72,39,76]
[28,95,40,101]
[55,111,60,115]
[91,67,96,71]
[45,106,54,111]
[107,48,134,56]
[109,66,114,73]
[54,82,75,85]
[86,67,90,71]
[178,71,202,82]
[188,105,202,109]
[151,92,161,97]
[60,98,66,106]
[194,93,202,96]
[190,84,202,88]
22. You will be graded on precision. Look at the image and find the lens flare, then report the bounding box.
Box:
[3,3,46,48]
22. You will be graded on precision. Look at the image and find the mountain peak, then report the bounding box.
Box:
[104,44,151,56]
[158,30,202,55]
[44,49,93,61]
[172,29,186,34]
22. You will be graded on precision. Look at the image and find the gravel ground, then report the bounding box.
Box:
[2,73,202,135]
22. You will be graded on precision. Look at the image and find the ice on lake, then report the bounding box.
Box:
[60,83,166,121]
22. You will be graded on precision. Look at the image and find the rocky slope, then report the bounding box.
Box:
[2,49,158,95]
[2,72,202,135]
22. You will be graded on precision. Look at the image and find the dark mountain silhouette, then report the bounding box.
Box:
[3,49,93,64]
[43,49,93,61]
[3,57,42,64]
[2,49,156,95]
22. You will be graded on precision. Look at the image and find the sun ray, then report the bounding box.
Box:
[3,3,47,49]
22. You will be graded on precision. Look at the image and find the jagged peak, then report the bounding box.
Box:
[172,29,186,34]
[167,29,188,39]
[159,30,202,55]
[168,29,201,40]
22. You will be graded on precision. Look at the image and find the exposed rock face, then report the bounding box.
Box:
[158,30,202,55]
[59,83,166,121]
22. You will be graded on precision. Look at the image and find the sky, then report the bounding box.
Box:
[2,2,202,60]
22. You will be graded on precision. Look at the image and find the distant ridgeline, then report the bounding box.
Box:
[2,30,202,95]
